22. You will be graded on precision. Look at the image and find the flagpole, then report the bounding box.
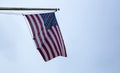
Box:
[0,7,60,11]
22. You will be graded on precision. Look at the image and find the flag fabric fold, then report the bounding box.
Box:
[24,12,67,62]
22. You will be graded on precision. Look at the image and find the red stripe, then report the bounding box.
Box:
[31,15,54,60]
[56,26,66,56]
[25,15,35,37]
[51,27,62,56]
[44,34,56,58]
[25,14,67,61]
[54,26,64,56]
[50,28,62,56]
[35,14,44,31]
[42,43,51,60]
[54,26,63,50]
[30,15,43,42]
[34,14,45,43]
[33,37,46,61]
[34,36,51,61]
[33,14,57,60]
[36,15,46,39]
[56,26,67,57]
[30,15,39,34]
[25,15,50,61]
[37,48,47,61]
[37,15,57,58]
[35,14,46,37]
[47,30,60,56]
[36,15,56,59]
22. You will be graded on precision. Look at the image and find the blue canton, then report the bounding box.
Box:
[40,12,58,29]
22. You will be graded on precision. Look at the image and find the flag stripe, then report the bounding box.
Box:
[31,15,53,60]
[26,15,38,37]
[25,15,49,61]
[55,26,65,56]
[32,15,55,60]
[25,15,36,37]
[54,26,64,56]
[57,28,67,57]
[52,26,63,56]
[30,15,43,42]
[34,14,45,43]
[39,15,59,57]
[36,35,50,61]
[44,36,56,58]
[24,13,67,61]
[42,41,54,60]
[34,38,46,61]
[57,27,67,57]
[30,15,39,34]
[34,36,49,61]
[36,15,56,59]
[29,15,54,61]
[48,28,61,55]
[56,26,67,57]
[47,29,61,56]
[36,14,47,38]
[45,31,58,57]
[41,43,51,60]
[38,15,58,58]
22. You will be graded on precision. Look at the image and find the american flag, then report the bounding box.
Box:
[24,12,67,62]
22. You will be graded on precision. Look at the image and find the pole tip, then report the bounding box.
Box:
[57,8,60,11]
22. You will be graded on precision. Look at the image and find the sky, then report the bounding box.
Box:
[0,0,120,73]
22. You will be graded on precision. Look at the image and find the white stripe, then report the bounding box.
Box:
[38,15,47,36]
[33,15,45,43]
[52,26,63,55]
[43,41,53,59]
[37,15,55,58]
[39,15,58,57]
[48,29,61,55]
[28,15,49,61]
[56,26,65,56]
[28,15,38,35]
[36,36,49,61]
[46,30,58,57]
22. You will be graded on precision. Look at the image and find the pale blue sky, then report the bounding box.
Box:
[0,0,120,73]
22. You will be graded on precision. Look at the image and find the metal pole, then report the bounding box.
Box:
[0,7,60,11]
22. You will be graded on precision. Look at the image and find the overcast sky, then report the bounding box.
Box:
[0,0,120,73]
